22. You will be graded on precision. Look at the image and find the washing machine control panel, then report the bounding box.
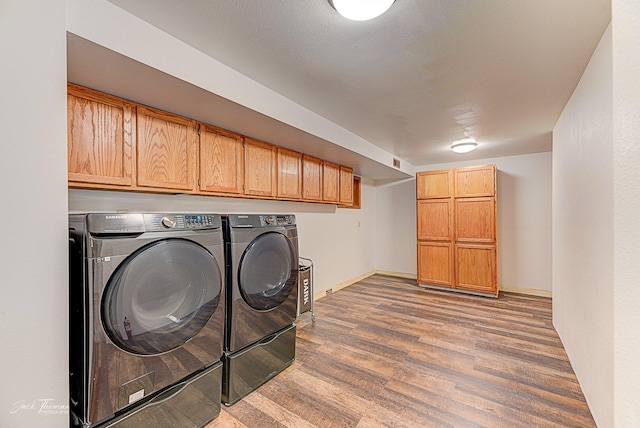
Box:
[145,214,220,230]
[182,214,219,229]
[227,214,297,228]
[146,214,221,231]
[86,213,222,234]
[259,215,295,227]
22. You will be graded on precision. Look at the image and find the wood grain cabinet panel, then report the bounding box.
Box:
[66,84,357,206]
[199,124,243,194]
[136,105,197,191]
[454,165,496,197]
[244,137,276,197]
[417,200,452,241]
[456,244,496,293]
[455,198,496,243]
[277,148,302,200]
[322,161,339,203]
[302,155,323,201]
[416,164,498,296]
[67,83,134,187]
[416,169,452,199]
[339,166,354,205]
[418,242,453,287]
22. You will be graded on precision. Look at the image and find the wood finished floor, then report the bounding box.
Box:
[206,274,594,428]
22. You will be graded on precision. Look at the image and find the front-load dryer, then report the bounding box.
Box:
[69,213,225,427]
[222,214,299,404]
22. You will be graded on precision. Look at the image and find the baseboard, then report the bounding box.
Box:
[376,272,552,298]
[499,286,552,298]
[311,271,551,299]
[313,271,376,301]
[374,270,417,280]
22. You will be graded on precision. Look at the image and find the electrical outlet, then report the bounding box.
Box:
[325,289,333,296]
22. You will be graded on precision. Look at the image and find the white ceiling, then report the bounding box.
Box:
[103,0,609,167]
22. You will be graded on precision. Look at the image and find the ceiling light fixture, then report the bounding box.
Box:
[451,138,478,154]
[329,0,395,21]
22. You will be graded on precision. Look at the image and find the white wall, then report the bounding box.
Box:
[552,25,613,427]
[375,179,417,276]
[0,1,69,427]
[612,0,640,425]
[69,180,377,296]
[375,152,553,295]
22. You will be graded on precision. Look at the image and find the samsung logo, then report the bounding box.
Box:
[105,215,127,219]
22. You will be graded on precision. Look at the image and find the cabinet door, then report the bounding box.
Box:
[67,83,134,187]
[455,198,496,243]
[417,200,452,241]
[322,161,339,203]
[276,148,302,200]
[456,244,497,294]
[302,155,323,201]
[454,165,496,197]
[416,169,452,199]
[417,242,454,287]
[244,137,276,197]
[199,124,243,194]
[339,166,354,205]
[137,105,197,191]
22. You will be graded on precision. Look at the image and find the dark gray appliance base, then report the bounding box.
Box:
[98,361,222,428]
[222,324,296,406]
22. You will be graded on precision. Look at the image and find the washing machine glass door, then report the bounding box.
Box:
[238,231,297,311]
[102,238,222,355]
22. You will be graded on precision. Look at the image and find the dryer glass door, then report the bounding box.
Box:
[238,231,297,310]
[102,238,222,355]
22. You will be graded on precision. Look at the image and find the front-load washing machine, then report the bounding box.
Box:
[69,213,225,427]
[222,214,299,404]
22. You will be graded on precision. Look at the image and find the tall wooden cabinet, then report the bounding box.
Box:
[416,165,498,296]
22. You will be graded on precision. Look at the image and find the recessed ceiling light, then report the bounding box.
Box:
[329,0,395,21]
[451,138,478,154]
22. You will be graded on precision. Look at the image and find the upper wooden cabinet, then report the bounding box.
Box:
[67,83,134,187]
[454,165,496,198]
[302,155,323,202]
[339,166,354,205]
[416,169,452,199]
[322,161,340,203]
[67,84,356,205]
[199,124,243,195]
[276,147,302,200]
[244,137,276,197]
[136,105,197,192]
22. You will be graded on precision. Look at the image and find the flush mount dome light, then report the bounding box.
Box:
[451,138,478,154]
[329,0,395,21]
